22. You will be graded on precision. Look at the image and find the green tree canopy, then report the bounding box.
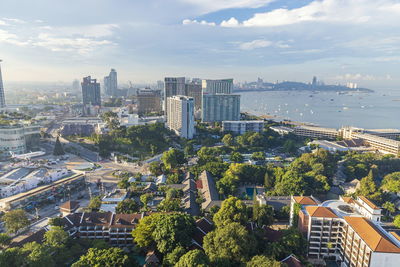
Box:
[22,241,55,267]
[246,255,283,267]
[251,152,266,161]
[132,213,195,254]
[115,198,140,214]
[204,222,256,266]
[72,247,131,267]
[253,202,274,227]
[230,152,244,163]
[48,217,64,227]
[382,172,400,193]
[175,249,210,267]
[222,134,234,147]
[88,196,102,211]
[0,247,25,267]
[213,197,248,228]
[2,209,30,234]
[394,215,400,228]
[44,226,69,249]
[162,149,186,170]
[0,233,11,248]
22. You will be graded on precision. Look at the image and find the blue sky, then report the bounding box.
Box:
[0,0,400,88]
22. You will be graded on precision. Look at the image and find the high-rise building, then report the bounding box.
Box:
[202,79,233,94]
[81,76,101,115]
[72,79,81,93]
[104,69,118,96]
[157,80,164,91]
[137,89,162,115]
[164,77,185,114]
[0,60,6,108]
[202,94,240,122]
[167,95,194,139]
[185,81,202,111]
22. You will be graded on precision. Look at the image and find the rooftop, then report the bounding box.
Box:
[344,217,400,253]
[293,196,318,205]
[358,196,379,210]
[305,206,338,218]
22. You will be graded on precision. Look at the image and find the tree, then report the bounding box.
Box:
[253,202,274,227]
[115,199,140,214]
[140,193,153,210]
[163,246,186,266]
[394,215,400,228]
[175,249,210,267]
[383,201,396,216]
[357,168,382,202]
[382,172,400,193]
[53,136,65,156]
[149,161,164,176]
[22,241,55,267]
[48,217,64,227]
[117,178,130,189]
[157,198,182,212]
[246,255,283,267]
[264,170,274,189]
[152,213,195,254]
[162,149,186,170]
[283,139,296,154]
[204,222,256,266]
[251,152,265,161]
[88,196,102,211]
[213,197,248,228]
[230,152,244,163]
[167,173,180,184]
[72,247,131,267]
[44,226,69,249]
[0,247,25,267]
[222,134,234,147]
[0,233,10,248]
[2,209,30,234]
[132,213,195,254]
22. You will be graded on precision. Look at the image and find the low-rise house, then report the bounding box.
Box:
[60,200,80,217]
[197,171,220,211]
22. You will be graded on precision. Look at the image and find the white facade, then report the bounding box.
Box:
[167,95,194,139]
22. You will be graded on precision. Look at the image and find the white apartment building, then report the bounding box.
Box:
[222,120,265,134]
[293,125,339,140]
[352,133,400,155]
[167,95,194,139]
[291,196,400,267]
[202,79,233,94]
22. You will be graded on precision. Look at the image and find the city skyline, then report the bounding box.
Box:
[0,0,399,88]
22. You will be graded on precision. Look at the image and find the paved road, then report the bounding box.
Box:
[58,137,99,162]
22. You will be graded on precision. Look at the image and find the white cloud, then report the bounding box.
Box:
[216,0,400,27]
[179,0,275,13]
[221,17,240,27]
[2,18,26,24]
[182,19,215,26]
[239,39,272,50]
[0,29,30,46]
[0,20,7,26]
[33,33,113,54]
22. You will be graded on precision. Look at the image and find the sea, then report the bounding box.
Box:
[239,88,400,129]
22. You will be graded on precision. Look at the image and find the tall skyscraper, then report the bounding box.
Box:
[104,69,118,96]
[185,80,202,111]
[0,60,6,108]
[164,77,185,114]
[167,95,194,139]
[202,79,233,94]
[202,94,240,122]
[82,76,101,107]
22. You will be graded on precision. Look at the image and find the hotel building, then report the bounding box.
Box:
[201,79,233,94]
[137,89,162,115]
[293,125,339,140]
[291,196,400,266]
[0,124,41,158]
[167,95,195,139]
[202,94,240,123]
[222,120,265,134]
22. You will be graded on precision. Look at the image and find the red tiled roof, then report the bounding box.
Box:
[344,217,400,253]
[358,196,379,209]
[293,196,317,205]
[305,206,338,218]
[60,200,80,211]
[281,254,303,267]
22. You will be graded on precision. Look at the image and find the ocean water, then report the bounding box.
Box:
[239,89,400,129]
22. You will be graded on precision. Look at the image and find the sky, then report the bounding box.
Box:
[0,0,400,88]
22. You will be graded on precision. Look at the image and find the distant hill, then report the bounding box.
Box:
[234,81,374,93]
